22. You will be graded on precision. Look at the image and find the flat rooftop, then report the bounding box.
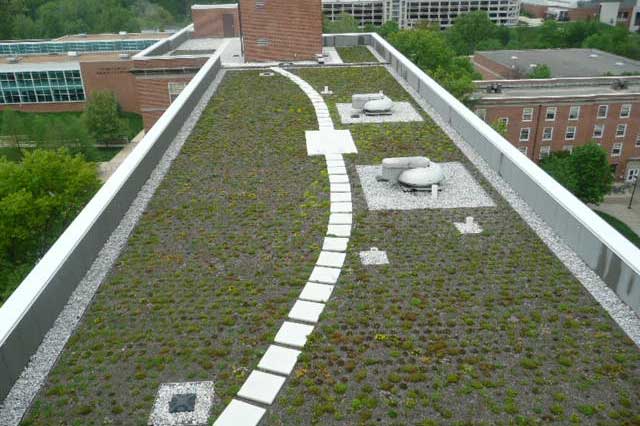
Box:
[477,48,640,77]
[18,65,640,425]
[170,37,222,56]
[53,32,170,42]
[1,52,130,66]
[475,80,640,100]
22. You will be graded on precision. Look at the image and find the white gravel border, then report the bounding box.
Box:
[0,71,229,426]
[385,64,640,346]
[148,381,214,426]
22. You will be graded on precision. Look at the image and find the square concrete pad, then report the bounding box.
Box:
[356,163,495,210]
[327,224,351,237]
[288,300,326,323]
[317,251,346,268]
[274,321,314,348]
[329,213,352,225]
[330,202,352,213]
[213,400,265,426]
[306,129,358,156]
[258,345,301,376]
[336,102,423,124]
[309,266,341,283]
[330,183,351,193]
[299,282,334,302]
[237,371,286,405]
[323,237,349,252]
[330,192,352,202]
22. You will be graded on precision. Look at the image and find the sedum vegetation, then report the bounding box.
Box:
[22,70,329,425]
[336,46,378,63]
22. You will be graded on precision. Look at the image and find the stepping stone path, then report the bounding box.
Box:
[213,68,353,426]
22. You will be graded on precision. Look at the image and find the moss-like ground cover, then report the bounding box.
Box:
[22,70,329,425]
[263,66,640,425]
[336,46,378,63]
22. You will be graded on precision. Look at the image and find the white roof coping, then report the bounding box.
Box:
[191,3,237,9]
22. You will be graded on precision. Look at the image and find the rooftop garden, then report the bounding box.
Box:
[336,46,378,63]
[22,70,329,425]
[19,66,640,425]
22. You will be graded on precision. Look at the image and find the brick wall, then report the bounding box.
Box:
[80,60,139,113]
[135,75,198,130]
[239,0,322,62]
[192,5,240,38]
[476,100,640,180]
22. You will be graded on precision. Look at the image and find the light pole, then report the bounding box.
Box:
[629,175,639,209]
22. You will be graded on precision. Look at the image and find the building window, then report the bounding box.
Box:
[565,126,576,140]
[475,109,486,120]
[569,105,580,120]
[542,127,553,141]
[0,69,84,105]
[518,146,528,155]
[620,104,632,118]
[522,108,533,122]
[636,134,640,148]
[593,124,605,138]
[519,128,530,142]
[499,117,509,126]
[545,107,557,121]
[628,168,640,182]
[539,145,551,159]
[597,104,608,119]
[563,145,574,153]
[612,143,623,156]
[168,82,187,103]
[256,38,270,47]
[616,123,627,137]
[256,0,265,7]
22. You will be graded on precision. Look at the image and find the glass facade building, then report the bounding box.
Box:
[0,69,85,104]
[0,39,159,56]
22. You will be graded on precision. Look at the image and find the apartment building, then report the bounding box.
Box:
[322,0,520,29]
[522,0,640,31]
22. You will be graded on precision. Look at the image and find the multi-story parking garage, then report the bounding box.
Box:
[322,0,520,28]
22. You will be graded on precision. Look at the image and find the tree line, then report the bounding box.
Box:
[0,0,235,40]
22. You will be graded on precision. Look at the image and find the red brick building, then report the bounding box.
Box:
[239,0,323,62]
[474,78,640,182]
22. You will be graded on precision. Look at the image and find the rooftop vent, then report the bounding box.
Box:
[615,61,625,66]
[67,51,79,57]
[589,53,598,58]
[119,31,128,36]
[78,33,87,38]
[119,53,130,59]
[6,56,19,64]
[612,79,628,90]
[486,83,502,94]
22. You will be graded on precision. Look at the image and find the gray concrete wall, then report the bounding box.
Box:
[323,32,640,315]
[0,46,225,401]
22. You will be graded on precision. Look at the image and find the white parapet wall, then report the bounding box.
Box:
[325,32,640,315]
[0,41,229,401]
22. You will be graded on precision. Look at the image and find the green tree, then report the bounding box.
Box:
[541,143,613,204]
[388,29,479,101]
[83,90,126,145]
[0,149,100,302]
[1,109,28,159]
[491,119,508,137]
[324,13,360,34]
[528,64,552,79]
[447,11,498,55]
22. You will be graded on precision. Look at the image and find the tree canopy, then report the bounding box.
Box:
[528,64,552,79]
[0,149,101,303]
[541,143,613,204]
[83,91,127,145]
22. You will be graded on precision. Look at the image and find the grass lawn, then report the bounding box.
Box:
[19,67,640,426]
[22,70,329,425]
[595,210,640,248]
[336,46,378,63]
[0,146,122,163]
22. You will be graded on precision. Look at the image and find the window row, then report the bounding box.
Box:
[0,39,158,56]
[476,104,634,123]
[535,141,635,159]
[0,86,85,104]
[517,123,632,141]
[0,70,83,89]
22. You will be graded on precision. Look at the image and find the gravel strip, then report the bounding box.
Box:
[148,381,215,426]
[386,64,640,346]
[0,70,228,426]
[356,162,495,210]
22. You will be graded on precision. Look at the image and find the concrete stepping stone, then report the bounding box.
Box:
[299,282,334,302]
[257,345,301,376]
[329,174,349,184]
[274,321,314,348]
[330,192,352,202]
[326,159,345,168]
[317,251,346,268]
[322,236,348,252]
[214,399,265,426]
[330,183,351,193]
[327,224,351,237]
[330,202,352,213]
[309,266,341,283]
[237,371,286,405]
[288,300,325,323]
[325,154,343,160]
[328,166,347,175]
[329,213,352,225]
